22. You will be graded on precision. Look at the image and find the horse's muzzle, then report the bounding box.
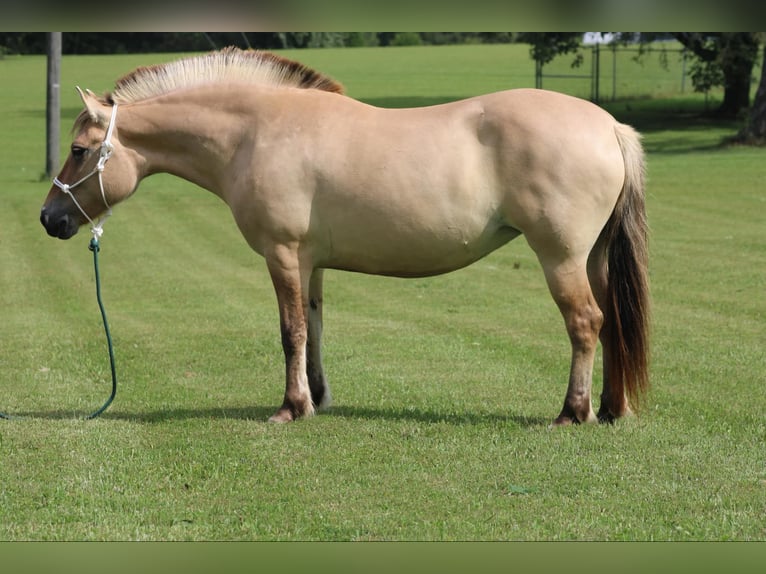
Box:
[40,207,79,239]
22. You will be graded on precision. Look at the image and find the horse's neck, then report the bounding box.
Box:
[120,95,246,196]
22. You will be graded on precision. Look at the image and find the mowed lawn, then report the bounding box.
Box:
[0,44,764,541]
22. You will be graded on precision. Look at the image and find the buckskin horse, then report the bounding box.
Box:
[41,48,650,425]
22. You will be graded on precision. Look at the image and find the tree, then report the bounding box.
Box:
[737,42,766,143]
[518,32,582,67]
[522,32,766,144]
[522,33,761,118]
[672,33,760,117]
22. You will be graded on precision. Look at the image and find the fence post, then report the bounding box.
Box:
[612,43,617,101]
[46,32,62,178]
[535,59,542,89]
[591,44,601,103]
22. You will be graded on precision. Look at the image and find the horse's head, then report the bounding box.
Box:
[40,87,138,239]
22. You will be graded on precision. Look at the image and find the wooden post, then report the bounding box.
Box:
[591,44,600,103]
[46,32,62,178]
[535,59,542,89]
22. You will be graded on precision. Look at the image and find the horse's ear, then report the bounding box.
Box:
[76,86,109,126]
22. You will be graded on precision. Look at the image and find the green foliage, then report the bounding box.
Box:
[677,33,758,97]
[390,32,423,47]
[279,32,348,49]
[688,57,725,94]
[1,46,764,541]
[343,32,380,48]
[518,32,583,66]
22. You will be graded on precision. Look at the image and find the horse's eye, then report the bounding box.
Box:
[71,146,87,159]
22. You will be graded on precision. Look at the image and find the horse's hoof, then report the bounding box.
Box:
[597,404,634,423]
[268,401,316,422]
[550,409,597,428]
[549,415,576,428]
[597,408,616,424]
[268,408,295,423]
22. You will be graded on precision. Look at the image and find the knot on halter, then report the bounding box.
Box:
[97,141,114,172]
[91,220,106,239]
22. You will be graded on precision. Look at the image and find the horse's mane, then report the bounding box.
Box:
[104,47,344,106]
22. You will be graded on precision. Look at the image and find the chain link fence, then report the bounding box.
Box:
[535,44,694,103]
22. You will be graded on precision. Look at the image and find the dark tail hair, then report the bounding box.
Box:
[603,123,651,412]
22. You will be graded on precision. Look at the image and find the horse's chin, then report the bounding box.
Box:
[54,226,80,240]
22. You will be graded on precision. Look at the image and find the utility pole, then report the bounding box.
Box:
[46,32,62,178]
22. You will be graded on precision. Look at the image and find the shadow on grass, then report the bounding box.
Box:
[328,405,549,428]
[0,409,105,421]
[109,404,548,428]
[4,404,549,427]
[102,406,276,423]
[603,98,743,154]
[0,406,272,422]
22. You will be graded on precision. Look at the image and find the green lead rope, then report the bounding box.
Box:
[86,236,117,419]
[0,237,117,420]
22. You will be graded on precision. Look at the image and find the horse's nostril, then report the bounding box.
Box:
[56,215,70,236]
[40,209,48,228]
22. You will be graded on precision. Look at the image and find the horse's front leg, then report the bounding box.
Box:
[266,247,314,422]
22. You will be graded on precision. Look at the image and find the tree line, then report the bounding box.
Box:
[0,32,516,54]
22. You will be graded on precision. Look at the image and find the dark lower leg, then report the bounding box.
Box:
[307,269,330,409]
[597,350,633,422]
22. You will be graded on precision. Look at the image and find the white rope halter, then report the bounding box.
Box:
[52,103,118,239]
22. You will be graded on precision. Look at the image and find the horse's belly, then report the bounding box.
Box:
[318,217,520,277]
[311,133,517,276]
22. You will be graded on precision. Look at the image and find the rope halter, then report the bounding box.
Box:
[52,103,119,240]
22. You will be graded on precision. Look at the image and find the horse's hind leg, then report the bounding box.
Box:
[587,237,632,422]
[540,260,604,426]
[307,268,332,411]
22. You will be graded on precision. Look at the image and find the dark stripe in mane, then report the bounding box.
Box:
[103,47,344,106]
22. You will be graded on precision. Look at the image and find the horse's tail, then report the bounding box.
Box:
[602,123,651,413]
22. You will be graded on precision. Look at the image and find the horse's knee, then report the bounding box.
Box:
[565,302,603,351]
[542,265,602,347]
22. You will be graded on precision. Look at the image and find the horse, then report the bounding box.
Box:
[40,47,650,425]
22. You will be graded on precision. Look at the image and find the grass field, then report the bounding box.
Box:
[1,44,765,541]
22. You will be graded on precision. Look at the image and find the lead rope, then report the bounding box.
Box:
[84,234,118,419]
[1,105,119,420]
